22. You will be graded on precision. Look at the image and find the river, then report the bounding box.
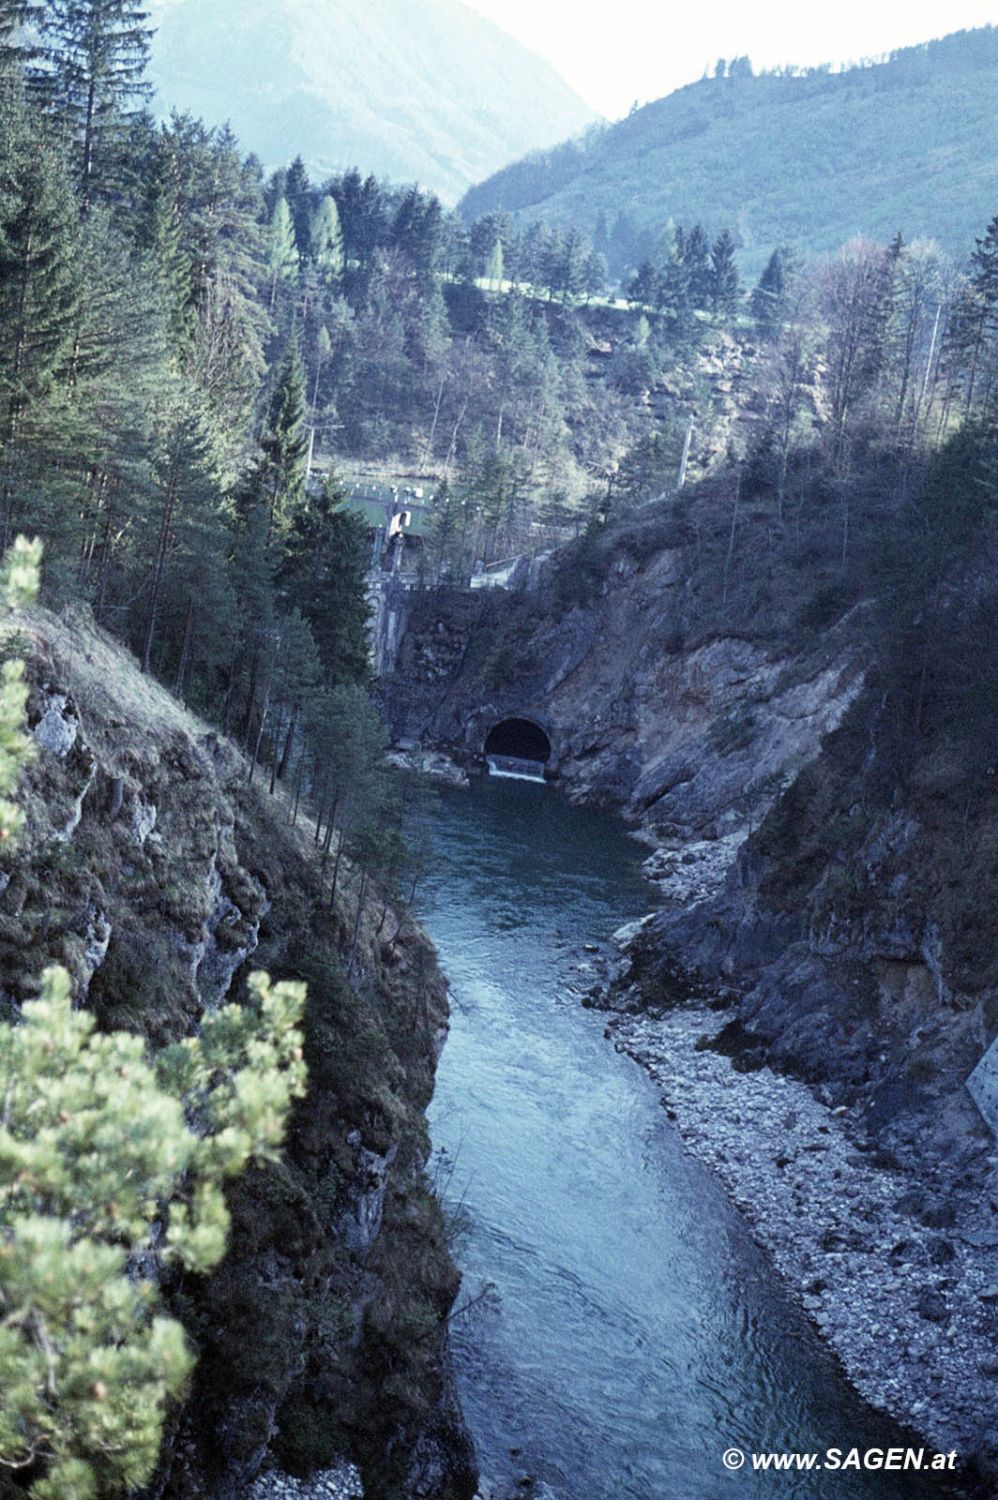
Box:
[418,778,962,1500]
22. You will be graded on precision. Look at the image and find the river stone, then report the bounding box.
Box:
[915,1289,949,1323]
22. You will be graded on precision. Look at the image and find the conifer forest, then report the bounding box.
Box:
[1,4,998,1500]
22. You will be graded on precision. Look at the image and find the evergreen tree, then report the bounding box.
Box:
[134,132,192,348]
[140,407,220,674]
[36,0,154,209]
[751,247,787,335]
[0,969,306,1500]
[485,237,504,291]
[256,333,308,536]
[284,153,312,258]
[970,213,998,315]
[267,193,298,310]
[963,212,998,414]
[710,228,740,317]
[163,117,270,467]
[582,250,608,304]
[424,476,463,580]
[310,193,344,287]
[277,469,371,685]
[266,605,321,788]
[310,684,387,908]
[678,223,713,309]
[627,259,660,308]
[656,239,693,329]
[0,76,80,547]
[553,225,589,303]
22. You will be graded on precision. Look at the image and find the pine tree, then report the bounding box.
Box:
[284,153,312,258]
[485,238,504,291]
[256,333,308,537]
[963,213,998,414]
[971,214,998,315]
[277,469,371,685]
[310,684,387,907]
[140,407,220,674]
[50,208,170,600]
[710,228,740,317]
[134,133,192,348]
[679,223,713,309]
[424,476,462,580]
[582,250,608,304]
[554,225,588,303]
[310,193,344,287]
[0,76,81,547]
[264,606,321,787]
[267,194,298,310]
[751,248,787,335]
[163,118,270,468]
[627,259,660,309]
[36,0,154,209]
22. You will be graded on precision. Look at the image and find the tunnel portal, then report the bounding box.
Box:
[484,717,552,764]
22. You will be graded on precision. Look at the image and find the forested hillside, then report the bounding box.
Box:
[5,0,998,715]
[0,5,487,1496]
[4,0,998,1488]
[148,0,597,202]
[460,28,998,277]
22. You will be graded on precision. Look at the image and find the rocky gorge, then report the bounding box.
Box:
[0,606,477,1500]
[379,482,998,1490]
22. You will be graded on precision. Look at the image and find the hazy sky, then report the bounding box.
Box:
[462,0,998,116]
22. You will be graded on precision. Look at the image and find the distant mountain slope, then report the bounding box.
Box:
[460,28,998,271]
[147,0,597,202]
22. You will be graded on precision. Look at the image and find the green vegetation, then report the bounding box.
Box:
[460,28,998,278]
[0,968,305,1500]
[0,540,307,1499]
[3,4,998,1492]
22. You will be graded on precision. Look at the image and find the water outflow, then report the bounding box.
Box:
[418,780,963,1500]
[486,753,547,782]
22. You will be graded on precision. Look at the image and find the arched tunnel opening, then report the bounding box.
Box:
[484,718,552,763]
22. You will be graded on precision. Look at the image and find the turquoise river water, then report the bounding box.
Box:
[418,779,963,1500]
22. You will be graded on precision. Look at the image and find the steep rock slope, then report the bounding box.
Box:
[148,0,596,201]
[379,492,998,1482]
[382,502,865,838]
[461,27,998,271]
[0,607,477,1500]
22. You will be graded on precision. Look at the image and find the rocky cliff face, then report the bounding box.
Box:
[380,491,998,1483]
[0,607,477,1500]
[382,510,864,839]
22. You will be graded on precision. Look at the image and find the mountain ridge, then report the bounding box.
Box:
[459,27,998,272]
[148,0,597,201]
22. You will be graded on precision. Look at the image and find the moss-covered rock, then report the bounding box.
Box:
[0,607,476,1500]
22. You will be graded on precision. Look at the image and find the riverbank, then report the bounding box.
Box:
[243,1465,362,1500]
[596,960,998,1493]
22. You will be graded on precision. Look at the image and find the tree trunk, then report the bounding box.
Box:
[276,703,299,782]
[247,663,274,784]
[347,870,369,978]
[142,468,179,674]
[174,597,196,699]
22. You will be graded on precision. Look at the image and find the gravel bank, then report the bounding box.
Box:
[242,1465,363,1500]
[601,997,998,1487]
